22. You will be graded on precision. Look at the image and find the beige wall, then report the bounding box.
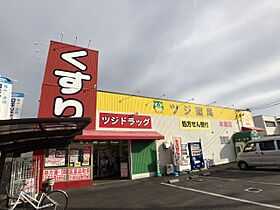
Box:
[253,115,280,137]
[96,91,250,171]
[151,115,240,171]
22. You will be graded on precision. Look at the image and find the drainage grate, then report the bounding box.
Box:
[245,188,263,193]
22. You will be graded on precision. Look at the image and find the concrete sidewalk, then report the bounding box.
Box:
[92,162,237,186]
[160,162,237,183]
[203,161,237,173]
[92,162,238,187]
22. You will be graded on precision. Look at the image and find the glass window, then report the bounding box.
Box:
[259,141,275,151]
[236,146,241,154]
[69,146,91,167]
[243,143,256,152]
[44,148,68,168]
[265,121,276,127]
[276,140,280,150]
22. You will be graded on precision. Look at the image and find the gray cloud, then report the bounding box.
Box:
[1,0,280,117]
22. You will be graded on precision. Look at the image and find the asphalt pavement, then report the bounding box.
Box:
[66,163,280,210]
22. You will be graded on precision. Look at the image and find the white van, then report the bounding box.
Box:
[237,136,280,170]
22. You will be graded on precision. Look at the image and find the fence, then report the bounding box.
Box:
[9,157,40,198]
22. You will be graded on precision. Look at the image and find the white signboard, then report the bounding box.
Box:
[0,77,13,119]
[10,92,24,119]
[181,143,191,171]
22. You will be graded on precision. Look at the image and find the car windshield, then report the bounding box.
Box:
[243,142,256,152]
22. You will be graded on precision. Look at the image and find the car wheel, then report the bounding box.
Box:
[238,161,248,170]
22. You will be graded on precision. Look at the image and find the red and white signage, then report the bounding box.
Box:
[43,169,67,182]
[38,41,98,129]
[99,112,152,129]
[173,137,182,166]
[218,121,232,128]
[68,167,91,180]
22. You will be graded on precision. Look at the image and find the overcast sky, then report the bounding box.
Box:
[1,0,280,118]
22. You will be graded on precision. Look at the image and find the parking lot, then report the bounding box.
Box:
[67,166,280,210]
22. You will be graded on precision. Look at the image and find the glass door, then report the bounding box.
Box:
[93,141,129,179]
[98,141,110,177]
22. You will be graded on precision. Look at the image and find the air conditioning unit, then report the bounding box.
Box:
[163,142,171,149]
[166,164,174,175]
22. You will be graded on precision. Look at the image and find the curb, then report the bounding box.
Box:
[163,162,237,183]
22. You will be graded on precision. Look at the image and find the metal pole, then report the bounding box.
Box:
[0,152,7,187]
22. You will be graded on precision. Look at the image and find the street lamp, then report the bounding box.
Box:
[207,101,216,106]
[226,104,234,108]
[178,98,195,107]
[119,90,141,103]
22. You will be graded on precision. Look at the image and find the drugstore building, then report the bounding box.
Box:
[36,41,256,189]
[40,89,256,189]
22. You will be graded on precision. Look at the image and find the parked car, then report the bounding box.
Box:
[237,136,280,170]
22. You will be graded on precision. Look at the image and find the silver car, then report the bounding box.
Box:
[237,136,280,170]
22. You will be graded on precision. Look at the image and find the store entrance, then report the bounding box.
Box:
[93,141,129,179]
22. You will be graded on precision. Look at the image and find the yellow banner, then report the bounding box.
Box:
[240,111,254,127]
[97,91,240,120]
[180,118,211,130]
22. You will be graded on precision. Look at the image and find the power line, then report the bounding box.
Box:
[250,101,280,111]
[248,98,280,110]
[250,100,279,109]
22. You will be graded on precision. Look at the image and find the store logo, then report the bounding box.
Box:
[153,101,164,113]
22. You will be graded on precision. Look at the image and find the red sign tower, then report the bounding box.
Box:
[38,41,99,130]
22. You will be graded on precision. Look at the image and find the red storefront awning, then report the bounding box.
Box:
[75,130,165,140]
[242,126,264,131]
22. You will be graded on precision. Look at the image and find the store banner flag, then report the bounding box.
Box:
[0,76,13,119]
[173,137,182,166]
[38,41,99,129]
[10,92,24,119]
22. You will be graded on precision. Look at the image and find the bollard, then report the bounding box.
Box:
[156,160,162,177]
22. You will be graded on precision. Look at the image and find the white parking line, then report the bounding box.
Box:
[203,176,280,186]
[228,169,280,174]
[161,182,280,209]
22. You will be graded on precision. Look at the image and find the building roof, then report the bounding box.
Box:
[0,117,91,153]
[76,130,164,140]
[242,126,264,132]
[232,131,260,142]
